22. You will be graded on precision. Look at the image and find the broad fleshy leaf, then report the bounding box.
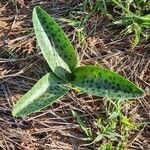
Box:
[70,66,144,99]
[32,6,78,80]
[12,73,69,117]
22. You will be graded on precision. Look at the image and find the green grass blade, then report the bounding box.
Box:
[70,66,144,100]
[12,73,69,117]
[133,23,141,48]
[71,110,93,139]
[32,6,78,80]
[112,0,133,15]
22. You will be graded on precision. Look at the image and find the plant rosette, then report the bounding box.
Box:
[12,6,144,117]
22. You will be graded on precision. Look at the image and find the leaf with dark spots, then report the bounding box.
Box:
[32,6,78,80]
[70,66,145,100]
[12,72,69,117]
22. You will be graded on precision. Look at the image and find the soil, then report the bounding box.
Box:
[0,0,150,150]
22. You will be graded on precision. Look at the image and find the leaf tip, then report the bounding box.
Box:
[33,5,41,11]
[136,88,145,98]
[33,6,43,18]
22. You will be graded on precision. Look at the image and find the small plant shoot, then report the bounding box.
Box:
[12,6,144,117]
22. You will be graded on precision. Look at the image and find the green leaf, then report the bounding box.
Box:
[113,16,133,25]
[70,66,144,100]
[58,17,81,27]
[133,23,141,48]
[71,110,93,139]
[32,6,78,80]
[92,134,103,143]
[98,143,113,150]
[112,0,133,15]
[12,73,69,117]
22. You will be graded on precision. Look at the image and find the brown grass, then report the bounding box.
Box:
[0,0,150,149]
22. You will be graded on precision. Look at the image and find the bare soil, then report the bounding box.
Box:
[0,0,150,150]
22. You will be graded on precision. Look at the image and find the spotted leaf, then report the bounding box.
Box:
[32,6,78,80]
[12,73,69,117]
[70,66,144,100]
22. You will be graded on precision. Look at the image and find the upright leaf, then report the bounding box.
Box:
[70,66,144,100]
[12,73,69,117]
[133,23,141,48]
[32,6,78,80]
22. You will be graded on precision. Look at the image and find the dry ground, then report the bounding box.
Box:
[0,0,150,150]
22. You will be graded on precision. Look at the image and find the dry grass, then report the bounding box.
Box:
[0,0,150,149]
